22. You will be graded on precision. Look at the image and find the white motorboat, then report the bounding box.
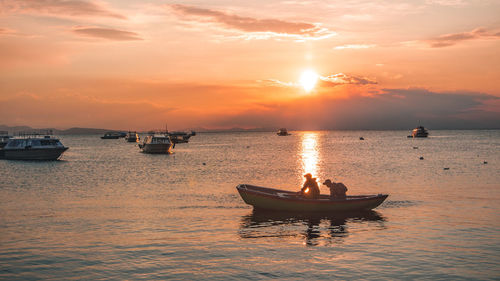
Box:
[138,133,173,154]
[3,134,68,160]
[408,126,429,138]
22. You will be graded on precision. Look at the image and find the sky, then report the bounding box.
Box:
[1,0,499,130]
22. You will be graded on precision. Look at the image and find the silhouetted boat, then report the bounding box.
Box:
[277,128,291,136]
[236,184,388,212]
[408,126,429,138]
[168,131,195,144]
[138,133,173,154]
[100,132,121,139]
[125,131,140,142]
[3,134,68,160]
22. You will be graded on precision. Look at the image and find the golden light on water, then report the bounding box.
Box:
[300,132,320,180]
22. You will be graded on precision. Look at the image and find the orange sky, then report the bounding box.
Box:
[1,0,499,130]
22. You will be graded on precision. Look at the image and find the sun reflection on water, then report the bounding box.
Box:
[300,132,320,181]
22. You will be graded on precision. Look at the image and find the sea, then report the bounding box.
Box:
[1,130,499,280]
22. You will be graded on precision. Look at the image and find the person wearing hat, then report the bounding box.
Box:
[299,173,320,199]
[322,179,347,199]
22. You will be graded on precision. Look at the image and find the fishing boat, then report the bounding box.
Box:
[236,184,388,212]
[125,131,140,142]
[277,128,291,136]
[138,133,173,154]
[3,134,68,160]
[407,126,429,138]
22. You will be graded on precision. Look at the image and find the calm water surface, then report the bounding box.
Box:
[1,130,499,280]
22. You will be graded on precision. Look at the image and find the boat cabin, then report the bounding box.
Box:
[5,136,65,149]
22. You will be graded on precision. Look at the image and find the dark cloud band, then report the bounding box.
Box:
[425,28,500,48]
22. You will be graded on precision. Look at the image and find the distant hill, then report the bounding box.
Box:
[0,125,116,135]
[0,124,279,135]
[56,127,113,135]
[191,126,276,133]
[0,125,33,133]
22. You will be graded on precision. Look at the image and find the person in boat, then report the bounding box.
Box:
[322,179,348,199]
[299,173,320,199]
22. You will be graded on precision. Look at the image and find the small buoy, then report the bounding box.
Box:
[483,161,488,164]
[419,157,424,160]
[202,162,206,165]
[246,146,250,148]
[413,147,418,149]
[359,137,364,140]
[443,167,450,170]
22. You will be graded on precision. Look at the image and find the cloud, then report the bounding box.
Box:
[425,28,500,47]
[319,73,377,87]
[1,75,499,130]
[260,79,298,88]
[72,26,142,41]
[168,4,335,41]
[264,73,377,89]
[0,0,126,19]
[0,77,264,130]
[204,88,500,130]
[334,44,376,50]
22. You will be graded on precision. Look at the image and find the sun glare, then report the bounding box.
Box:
[299,70,319,92]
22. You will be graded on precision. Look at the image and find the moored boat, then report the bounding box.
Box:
[236,184,388,212]
[125,131,140,142]
[277,128,291,136]
[101,132,122,139]
[408,126,429,138]
[3,134,68,160]
[138,133,173,154]
[168,131,195,144]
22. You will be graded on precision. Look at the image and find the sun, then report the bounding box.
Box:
[299,70,319,92]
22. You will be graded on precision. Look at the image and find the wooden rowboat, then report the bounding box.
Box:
[236,184,388,212]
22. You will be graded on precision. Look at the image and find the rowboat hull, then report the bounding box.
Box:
[237,184,388,212]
